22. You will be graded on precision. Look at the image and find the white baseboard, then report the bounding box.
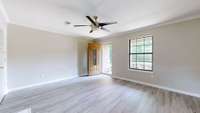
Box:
[111,75,200,98]
[8,76,78,93]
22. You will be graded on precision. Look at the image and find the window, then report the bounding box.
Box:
[129,36,153,71]
[102,44,112,74]
[93,49,97,65]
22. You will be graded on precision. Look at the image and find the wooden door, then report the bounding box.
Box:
[88,43,101,75]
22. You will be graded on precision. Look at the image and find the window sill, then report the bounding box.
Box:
[128,68,154,74]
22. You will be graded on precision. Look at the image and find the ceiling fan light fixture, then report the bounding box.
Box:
[65,21,71,25]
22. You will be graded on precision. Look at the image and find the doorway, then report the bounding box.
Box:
[88,43,101,76]
[102,44,112,74]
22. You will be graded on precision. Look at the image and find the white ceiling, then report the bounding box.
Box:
[2,0,200,38]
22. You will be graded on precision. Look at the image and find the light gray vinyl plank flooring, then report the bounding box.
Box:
[0,75,200,113]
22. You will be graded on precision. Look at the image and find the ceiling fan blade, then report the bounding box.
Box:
[93,16,98,21]
[86,16,97,26]
[101,27,110,32]
[65,21,71,25]
[99,21,117,26]
[89,29,93,33]
[74,25,90,27]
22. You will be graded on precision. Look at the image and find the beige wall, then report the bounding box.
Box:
[77,39,90,76]
[98,18,200,97]
[7,24,90,90]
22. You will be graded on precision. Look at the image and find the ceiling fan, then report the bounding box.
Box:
[70,16,117,33]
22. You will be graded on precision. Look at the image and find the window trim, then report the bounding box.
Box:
[128,36,153,72]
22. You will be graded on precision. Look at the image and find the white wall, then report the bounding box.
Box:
[7,24,90,90]
[0,1,8,102]
[0,68,5,101]
[98,18,200,97]
[0,1,8,30]
[0,29,7,102]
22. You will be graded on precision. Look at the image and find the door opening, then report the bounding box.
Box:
[88,43,101,76]
[102,44,112,74]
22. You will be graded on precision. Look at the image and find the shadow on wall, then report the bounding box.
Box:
[77,38,92,76]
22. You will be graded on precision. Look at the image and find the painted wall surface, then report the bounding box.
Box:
[7,24,90,90]
[98,18,200,96]
[77,39,90,76]
[0,0,8,30]
[0,1,8,101]
[0,29,7,101]
[0,68,5,101]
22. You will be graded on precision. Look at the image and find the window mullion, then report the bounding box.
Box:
[136,38,137,68]
[129,36,153,71]
[143,37,145,70]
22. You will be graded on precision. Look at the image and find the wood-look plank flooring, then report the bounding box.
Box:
[0,75,200,113]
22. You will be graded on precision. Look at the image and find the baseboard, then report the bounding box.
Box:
[8,76,78,93]
[111,75,200,98]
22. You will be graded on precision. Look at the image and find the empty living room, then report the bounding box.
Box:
[0,0,200,113]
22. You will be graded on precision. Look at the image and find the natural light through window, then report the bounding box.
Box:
[102,44,112,74]
[129,36,153,71]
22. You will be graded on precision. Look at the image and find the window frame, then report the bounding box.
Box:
[128,36,153,72]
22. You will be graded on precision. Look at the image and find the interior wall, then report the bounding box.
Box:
[7,24,90,90]
[0,1,8,102]
[97,18,200,97]
[77,39,91,76]
[0,29,4,101]
[0,67,4,101]
[0,29,7,101]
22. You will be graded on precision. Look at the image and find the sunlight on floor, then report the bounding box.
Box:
[17,108,31,113]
